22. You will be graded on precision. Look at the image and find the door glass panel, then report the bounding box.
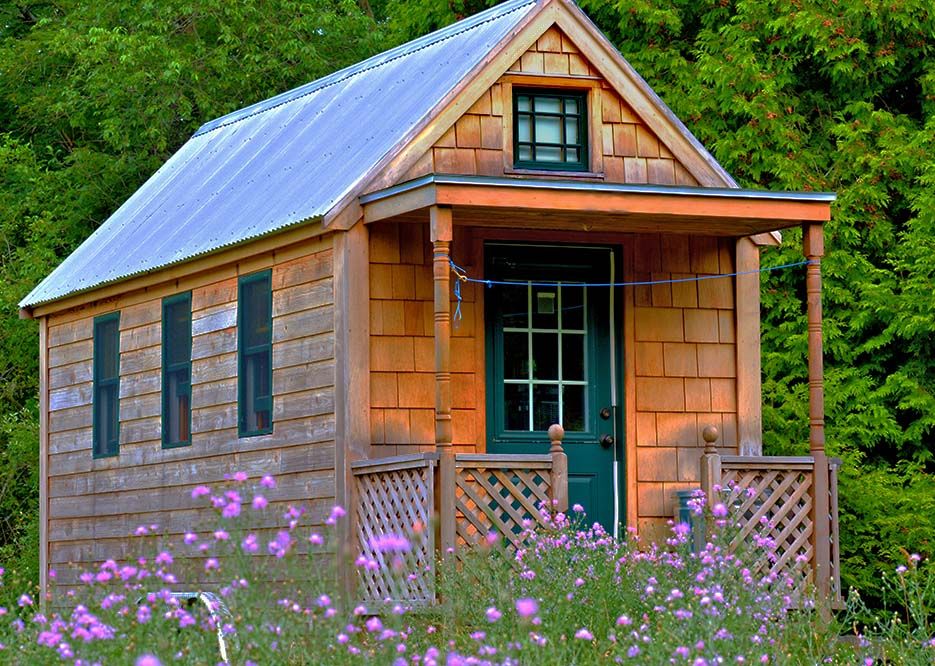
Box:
[562,285,584,330]
[532,333,558,379]
[504,384,529,431]
[503,332,528,379]
[562,334,585,381]
[562,385,585,432]
[501,287,528,328]
[532,286,558,328]
[533,384,560,431]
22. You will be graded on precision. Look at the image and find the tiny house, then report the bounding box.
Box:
[21,0,840,606]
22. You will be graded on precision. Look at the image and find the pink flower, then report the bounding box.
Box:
[251,495,268,510]
[205,558,219,571]
[222,502,241,519]
[191,485,211,499]
[155,551,173,566]
[214,530,229,541]
[485,607,501,623]
[232,471,248,482]
[242,534,259,553]
[712,502,728,518]
[575,628,594,640]
[135,655,161,666]
[309,533,324,546]
[260,475,276,489]
[365,617,382,633]
[184,532,198,545]
[572,503,584,513]
[515,598,538,618]
[368,534,411,553]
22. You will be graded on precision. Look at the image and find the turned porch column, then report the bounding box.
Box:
[431,205,456,556]
[804,222,832,604]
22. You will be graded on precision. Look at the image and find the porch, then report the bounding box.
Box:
[346,174,840,608]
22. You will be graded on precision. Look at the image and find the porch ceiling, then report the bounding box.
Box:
[359,174,835,236]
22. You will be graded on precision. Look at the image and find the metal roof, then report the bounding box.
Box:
[20,0,538,309]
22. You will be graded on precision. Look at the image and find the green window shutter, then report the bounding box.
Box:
[513,88,589,172]
[238,270,273,437]
[162,292,193,448]
[93,312,121,458]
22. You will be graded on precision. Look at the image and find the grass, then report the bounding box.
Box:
[0,474,931,664]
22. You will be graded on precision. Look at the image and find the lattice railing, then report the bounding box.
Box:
[352,454,437,607]
[717,455,841,604]
[453,454,554,559]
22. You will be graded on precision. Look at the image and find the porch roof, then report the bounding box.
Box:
[360,174,836,237]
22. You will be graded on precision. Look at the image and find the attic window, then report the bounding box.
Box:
[513,89,588,172]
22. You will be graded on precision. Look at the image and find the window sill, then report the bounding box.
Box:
[504,167,605,180]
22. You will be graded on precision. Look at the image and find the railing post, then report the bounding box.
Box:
[699,425,721,503]
[548,424,568,513]
[804,223,832,611]
[431,206,456,560]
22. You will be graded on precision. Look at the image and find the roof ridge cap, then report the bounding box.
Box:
[193,0,538,138]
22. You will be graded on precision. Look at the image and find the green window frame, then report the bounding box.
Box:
[92,312,120,458]
[238,270,273,437]
[162,292,192,448]
[513,88,588,172]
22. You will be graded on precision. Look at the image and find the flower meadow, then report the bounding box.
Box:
[0,475,931,665]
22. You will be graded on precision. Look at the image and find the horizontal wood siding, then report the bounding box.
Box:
[45,239,336,601]
[629,234,737,544]
[401,25,698,186]
[369,222,481,454]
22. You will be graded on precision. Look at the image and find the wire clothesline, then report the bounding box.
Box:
[436,255,814,323]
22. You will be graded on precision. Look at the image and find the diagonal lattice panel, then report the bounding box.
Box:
[353,458,436,607]
[721,466,814,598]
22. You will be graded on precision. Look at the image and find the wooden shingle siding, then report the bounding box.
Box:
[369,222,480,454]
[43,238,336,601]
[628,233,737,544]
[402,26,698,186]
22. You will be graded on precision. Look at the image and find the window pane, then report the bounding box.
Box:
[165,298,191,366]
[565,118,578,144]
[166,368,190,445]
[518,145,533,161]
[517,115,532,142]
[565,98,578,114]
[517,95,531,112]
[536,146,562,162]
[562,385,585,432]
[562,334,585,381]
[533,384,559,431]
[95,384,117,455]
[504,384,529,431]
[532,333,558,380]
[503,332,528,379]
[566,147,578,162]
[244,351,271,433]
[501,285,528,329]
[243,276,271,349]
[97,319,119,380]
[534,96,561,113]
[535,116,561,144]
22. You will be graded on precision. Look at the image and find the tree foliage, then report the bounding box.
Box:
[0,0,932,604]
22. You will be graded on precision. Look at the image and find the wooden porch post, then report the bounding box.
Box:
[804,222,832,605]
[431,206,457,557]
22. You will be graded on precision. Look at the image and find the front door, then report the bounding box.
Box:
[485,243,620,533]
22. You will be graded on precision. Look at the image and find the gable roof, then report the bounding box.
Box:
[21,0,739,312]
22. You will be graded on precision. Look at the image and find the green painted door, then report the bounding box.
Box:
[485,243,621,534]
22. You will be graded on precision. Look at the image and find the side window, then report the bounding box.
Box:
[162,292,192,448]
[513,88,588,172]
[93,312,120,457]
[238,270,273,437]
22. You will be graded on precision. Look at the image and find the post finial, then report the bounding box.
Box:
[702,425,719,455]
[548,423,565,454]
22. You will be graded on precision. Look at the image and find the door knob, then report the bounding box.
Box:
[600,434,615,448]
[599,407,612,420]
